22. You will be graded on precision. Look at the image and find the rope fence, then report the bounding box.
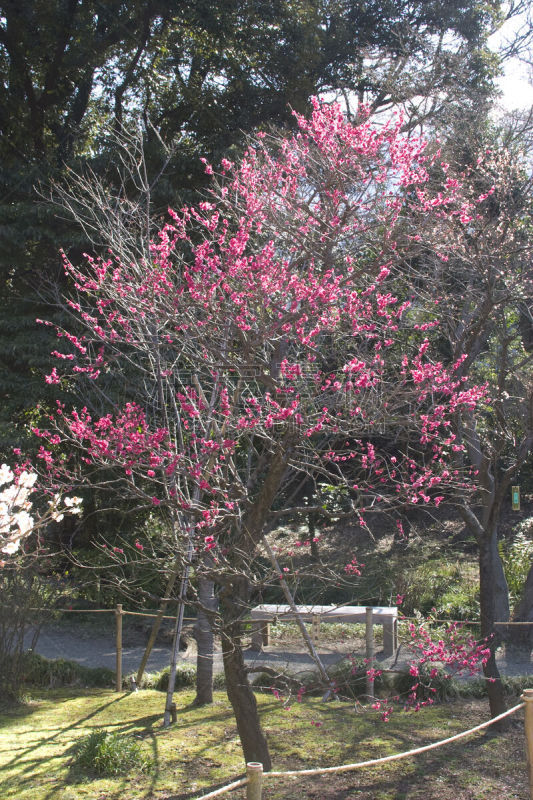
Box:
[11,602,533,795]
[20,604,533,627]
[15,603,533,695]
[22,606,196,621]
[195,693,533,800]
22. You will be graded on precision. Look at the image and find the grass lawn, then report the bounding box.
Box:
[0,688,528,800]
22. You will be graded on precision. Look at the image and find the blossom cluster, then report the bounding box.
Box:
[0,464,82,560]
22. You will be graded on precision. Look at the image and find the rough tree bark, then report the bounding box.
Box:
[477,523,510,719]
[220,576,272,771]
[193,576,216,705]
[218,443,292,768]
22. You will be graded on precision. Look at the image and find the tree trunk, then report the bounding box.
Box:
[194,576,216,705]
[478,526,509,720]
[221,594,272,770]
[215,442,290,768]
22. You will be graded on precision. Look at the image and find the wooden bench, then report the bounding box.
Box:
[249,604,398,657]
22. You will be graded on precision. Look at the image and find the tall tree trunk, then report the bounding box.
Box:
[221,578,271,770]
[194,576,216,705]
[478,525,509,719]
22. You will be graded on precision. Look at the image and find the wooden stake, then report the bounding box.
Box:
[246,762,263,800]
[365,607,375,700]
[170,702,177,724]
[261,536,335,692]
[522,689,533,799]
[115,604,123,692]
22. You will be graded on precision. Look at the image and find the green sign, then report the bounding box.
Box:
[512,486,520,511]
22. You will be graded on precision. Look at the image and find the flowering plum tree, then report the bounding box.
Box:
[35,100,493,767]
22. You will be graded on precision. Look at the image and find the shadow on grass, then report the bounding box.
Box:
[0,691,127,796]
[0,690,246,800]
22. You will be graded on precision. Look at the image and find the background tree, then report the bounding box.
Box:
[407,140,533,716]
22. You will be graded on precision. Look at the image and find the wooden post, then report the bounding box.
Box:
[365,606,375,699]
[522,689,533,799]
[170,702,177,724]
[246,762,263,800]
[115,604,123,692]
[263,622,270,647]
[383,615,397,658]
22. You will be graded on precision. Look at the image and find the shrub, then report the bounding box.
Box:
[499,520,533,606]
[19,652,114,689]
[139,664,224,692]
[0,565,70,703]
[72,729,151,777]
[399,559,479,619]
[145,664,197,691]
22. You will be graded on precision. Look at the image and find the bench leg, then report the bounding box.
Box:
[250,622,270,650]
[383,618,397,658]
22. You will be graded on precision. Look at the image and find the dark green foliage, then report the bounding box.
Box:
[18,652,114,690]
[71,729,151,777]
[150,664,197,692]
[138,664,224,692]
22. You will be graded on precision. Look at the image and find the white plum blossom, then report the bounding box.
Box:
[63,496,82,512]
[2,537,23,555]
[0,464,14,486]
[18,471,38,489]
[0,464,83,559]
[13,510,33,535]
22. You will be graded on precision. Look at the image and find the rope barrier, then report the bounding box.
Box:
[266,702,524,777]
[193,777,248,800]
[190,702,526,799]
[25,607,115,613]
[400,616,481,625]
[10,606,196,620]
[122,610,196,620]
[15,606,533,626]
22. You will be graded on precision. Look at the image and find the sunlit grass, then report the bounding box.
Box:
[0,688,528,800]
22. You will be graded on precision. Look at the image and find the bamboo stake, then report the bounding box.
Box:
[136,563,181,686]
[522,689,533,799]
[115,604,123,692]
[365,606,375,699]
[246,762,263,800]
[163,562,192,727]
[261,536,336,694]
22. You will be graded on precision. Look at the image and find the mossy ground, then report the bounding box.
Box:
[0,688,527,799]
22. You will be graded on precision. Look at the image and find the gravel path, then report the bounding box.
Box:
[28,619,533,680]
[30,622,372,676]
